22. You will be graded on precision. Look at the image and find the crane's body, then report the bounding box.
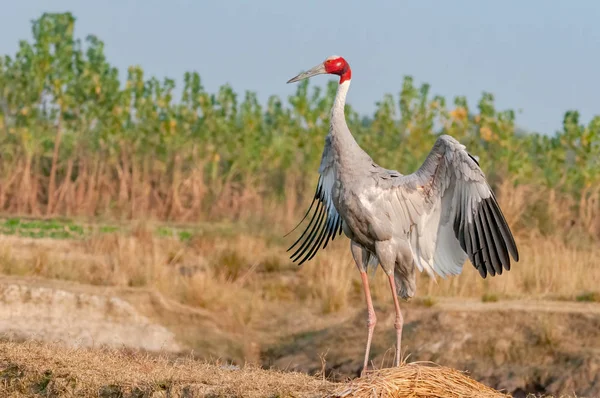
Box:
[286,56,519,376]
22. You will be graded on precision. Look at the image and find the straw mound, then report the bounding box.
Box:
[333,362,510,398]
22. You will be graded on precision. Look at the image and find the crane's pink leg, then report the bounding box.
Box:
[359,270,377,377]
[387,274,404,367]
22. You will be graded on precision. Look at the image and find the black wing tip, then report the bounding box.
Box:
[470,197,520,278]
[486,196,519,262]
[287,177,343,265]
[477,263,487,278]
[460,196,520,279]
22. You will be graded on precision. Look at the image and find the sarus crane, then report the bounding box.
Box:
[285,55,519,375]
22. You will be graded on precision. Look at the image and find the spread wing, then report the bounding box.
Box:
[377,134,519,279]
[287,135,343,265]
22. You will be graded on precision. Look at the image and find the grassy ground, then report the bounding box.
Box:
[1,215,599,308]
[0,216,232,241]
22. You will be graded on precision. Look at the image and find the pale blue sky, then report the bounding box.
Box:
[2,1,598,134]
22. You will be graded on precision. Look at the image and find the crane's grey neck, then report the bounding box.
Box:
[329,80,369,172]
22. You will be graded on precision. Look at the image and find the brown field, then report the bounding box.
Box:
[1,185,599,397]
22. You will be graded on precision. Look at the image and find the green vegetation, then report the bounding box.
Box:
[0,12,597,243]
[0,217,196,240]
[575,291,600,303]
[0,217,85,239]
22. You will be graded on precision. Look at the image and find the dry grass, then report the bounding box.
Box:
[0,182,598,316]
[418,236,600,299]
[0,217,599,320]
[0,340,516,398]
[0,339,333,397]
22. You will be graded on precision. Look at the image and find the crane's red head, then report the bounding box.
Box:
[287,55,352,85]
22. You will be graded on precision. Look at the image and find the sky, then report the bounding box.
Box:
[2,1,598,135]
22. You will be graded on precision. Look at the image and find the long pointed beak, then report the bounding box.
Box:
[286,63,326,84]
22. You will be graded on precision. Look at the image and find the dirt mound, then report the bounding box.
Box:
[0,281,180,351]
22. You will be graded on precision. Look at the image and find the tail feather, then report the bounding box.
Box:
[365,251,379,278]
[362,250,415,300]
[395,262,416,300]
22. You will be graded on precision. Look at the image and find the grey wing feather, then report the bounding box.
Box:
[287,135,343,265]
[378,135,519,279]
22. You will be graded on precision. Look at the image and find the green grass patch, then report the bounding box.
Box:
[0,218,87,239]
[0,217,207,243]
[99,225,119,233]
[575,291,600,302]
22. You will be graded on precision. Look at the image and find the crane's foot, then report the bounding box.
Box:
[360,313,376,377]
